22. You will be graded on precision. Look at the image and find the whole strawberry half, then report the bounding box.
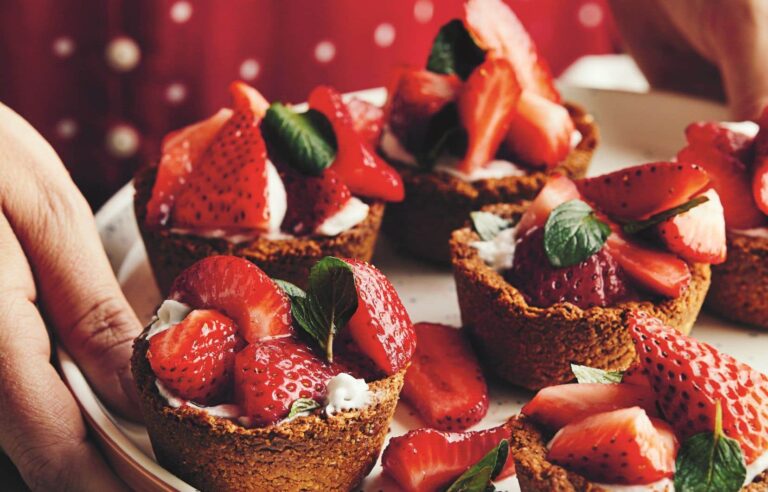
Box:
[457,58,521,174]
[234,337,337,426]
[402,322,488,431]
[516,173,580,235]
[169,256,292,342]
[508,226,630,309]
[345,96,384,148]
[148,309,242,405]
[382,424,515,492]
[280,166,351,235]
[344,258,415,375]
[547,407,678,485]
[752,108,768,215]
[309,85,404,201]
[629,311,768,463]
[657,188,726,264]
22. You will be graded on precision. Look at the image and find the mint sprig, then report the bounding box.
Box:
[622,195,709,235]
[287,398,320,419]
[571,364,623,384]
[544,199,611,268]
[262,103,337,175]
[427,19,486,80]
[471,211,512,241]
[674,401,747,492]
[446,439,509,492]
[275,257,358,361]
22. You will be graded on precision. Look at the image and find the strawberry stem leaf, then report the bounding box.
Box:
[446,439,509,492]
[571,364,623,384]
[262,103,337,175]
[471,211,512,241]
[287,398,320,419]
[427,19,486,80]
[622,195,709,235]
[544,199,611,268]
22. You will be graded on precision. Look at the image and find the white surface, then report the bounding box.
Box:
[59,85,768,492]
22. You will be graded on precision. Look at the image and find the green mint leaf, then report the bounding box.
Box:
[622,195,709,235]
[674,401,746,492]
[427,19,486,80]
[544,199,611,268]
[262,103,337,175]
[274,279,307,300]
[471,212,512,241]
[287,398,320,419]
[417,102,467,167]
[446,440,509,492]
[571,364,623,384]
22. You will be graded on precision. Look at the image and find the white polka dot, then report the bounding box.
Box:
[52,36,76,58]
[239,59,260,80]
[165,83,187,104]
[578,2,604,28]
[413,0,434,23]
[374,23,396,48]
[55,118,78,139]
[314,41,336,64]
[170,1,193,23]
[105,37,141,72]
[106,124,140,158]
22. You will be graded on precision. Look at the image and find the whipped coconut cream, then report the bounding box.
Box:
[315,197,370,236]
[594,478,674,492]
[732,227,768,239]
[720,121,760,138]
[146,299,192,339]
[470,226,518,271]
[324,373,372,415]
[155,380,241,419]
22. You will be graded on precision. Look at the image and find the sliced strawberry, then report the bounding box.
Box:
[234,337,337,426]
[516,173,580,235]
[685,122,754,162]
[344,258,415,375]
[147,108,232,227]
[382,424,514,492]
[456,58,521,173]
[308,85,404,201]
[504,90,574,168]
[345,96,384,148]
[229,80,269,117]
[629,311,768,463]
[402,323,488,431]
[522,383,659,431]
[169,256,292,342]
[753,156,768,215]
[577,162,710,221]
[463,0,559,102]
[548,407,678,485]
[172,102,271,230]
[148,309,242,405]
[280,167,351,235]
[657,189,726,264]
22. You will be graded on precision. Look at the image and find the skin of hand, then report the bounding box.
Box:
[0,103,141,491]
[609,0,768,120]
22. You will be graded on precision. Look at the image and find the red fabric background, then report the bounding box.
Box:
[0,0,620,207]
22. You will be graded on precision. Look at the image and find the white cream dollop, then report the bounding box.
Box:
[146,299,192,339]
[593,478,674,492]
[155,380,240,419]
[745,449,768,485]
[324,373,372,415]
[266,159,287,233]
[315,197,370,236]
[470,226,518,271]
[720,121,760,138]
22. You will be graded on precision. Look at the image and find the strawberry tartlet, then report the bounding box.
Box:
[674,117,768,329]
[510,312,768,492]
[135,82,403,293]
[379,0,598,263]
[131,255,415,491]
[450,163,723,389]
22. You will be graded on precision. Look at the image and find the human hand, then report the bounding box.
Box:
[0,103,141,491]
[609,0,768,120]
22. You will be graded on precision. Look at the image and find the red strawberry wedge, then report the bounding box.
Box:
[547,407,678,485]
[382,424,515,492]
[309,86,404,201]
[685,122,754,162]
[169,256,293,342]
[234,338,337,426]
[457,58,521,174]
[148,309,242,405]
[345,96,384,148]
[402,323,488,431]
[629,311,768,463]
[280,167,351,235]
[344,259,415,375]
[753,156,768,215]
[522,383,659,432]
[229,80,269,117]
[516,173,580,235]
[657,189,726,264]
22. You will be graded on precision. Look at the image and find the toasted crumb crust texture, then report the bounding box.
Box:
[132,334,405,492]
[134,165,385,294]
[707,232,768,330]
[449,204,711,390]
[381,102,598,263]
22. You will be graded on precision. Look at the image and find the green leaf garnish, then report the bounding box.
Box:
[262,103,337,175]
[417,102,467,167]
[275,257,358,361]
[471,212,512,241]
[426,19,486,80]
[622,195,709,235]
[543,199,611,268]
[446,439,509,492]
[287,398,321,419]
[674,401,747,492]
[571,364,623,384]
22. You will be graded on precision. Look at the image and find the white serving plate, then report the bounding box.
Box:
[58,86,768,491]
